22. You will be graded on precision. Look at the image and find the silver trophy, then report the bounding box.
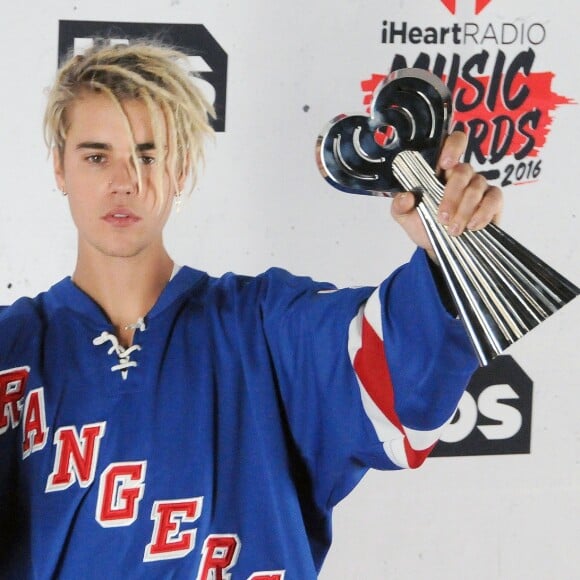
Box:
[316,68,579,366]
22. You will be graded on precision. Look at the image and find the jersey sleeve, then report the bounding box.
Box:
[257,249,478,509]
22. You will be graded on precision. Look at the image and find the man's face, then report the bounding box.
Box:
[54,91,178,261]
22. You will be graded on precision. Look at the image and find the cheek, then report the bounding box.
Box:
[63,164,100,192]
[66,195,91,224]
[158,198,175,227]
[147,171,176,213]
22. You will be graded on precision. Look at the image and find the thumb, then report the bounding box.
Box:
[391,191,416,221]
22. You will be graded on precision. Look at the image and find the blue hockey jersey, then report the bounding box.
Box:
[0,250,477,579]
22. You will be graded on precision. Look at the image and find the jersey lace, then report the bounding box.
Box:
[92,318,146,380]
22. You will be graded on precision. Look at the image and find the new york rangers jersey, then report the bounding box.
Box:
[0,250,477,579]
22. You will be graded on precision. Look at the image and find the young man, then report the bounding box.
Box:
[0,43,501,578]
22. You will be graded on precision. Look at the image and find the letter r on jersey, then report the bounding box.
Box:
[197,534,241,580]
[0,366,29,435]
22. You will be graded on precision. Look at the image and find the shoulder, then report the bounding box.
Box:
[215,266,336,293]
[199,266,339,306]
[172,266,341,326]
[0,296,46,358]
[0,276,75,338]
[0,296,43,325]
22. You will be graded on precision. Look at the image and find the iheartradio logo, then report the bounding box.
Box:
[440,0,493,15]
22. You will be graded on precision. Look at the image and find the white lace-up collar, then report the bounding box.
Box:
[92,317,146,380]
[86,264,183,380]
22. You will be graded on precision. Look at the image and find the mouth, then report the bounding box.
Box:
[102,209,141,227]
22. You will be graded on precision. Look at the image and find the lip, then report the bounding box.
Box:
[101,208,141,227]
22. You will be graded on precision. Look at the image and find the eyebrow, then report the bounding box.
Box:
[75,141,156,152]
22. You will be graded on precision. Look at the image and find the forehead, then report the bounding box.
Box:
[65,92,161,144]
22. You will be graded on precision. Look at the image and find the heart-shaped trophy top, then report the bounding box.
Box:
[316,67,452,197]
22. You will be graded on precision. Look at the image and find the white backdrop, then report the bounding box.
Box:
[0,1,578,578]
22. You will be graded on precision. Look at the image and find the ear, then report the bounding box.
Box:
[52,147,66,192]
[176,153,191,192]
[176,171,187,194]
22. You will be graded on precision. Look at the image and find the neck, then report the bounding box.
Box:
[72,245,175,346]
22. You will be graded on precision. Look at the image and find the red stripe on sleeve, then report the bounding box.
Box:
[352,314,440,469]
[403,439,436,469]
[353,316,402,433]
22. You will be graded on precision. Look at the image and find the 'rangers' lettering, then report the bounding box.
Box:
[97,461,147,527]
[197,534,241,580]
[0,366,29,434]
[22,387,49,458]
[144,497,203,561]
[45,422,106,491]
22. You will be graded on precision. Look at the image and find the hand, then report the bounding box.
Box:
[390,131,503,262]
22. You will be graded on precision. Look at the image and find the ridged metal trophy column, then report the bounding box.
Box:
[316,68,579,366]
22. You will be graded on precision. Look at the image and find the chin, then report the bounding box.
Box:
[96,243,148,260]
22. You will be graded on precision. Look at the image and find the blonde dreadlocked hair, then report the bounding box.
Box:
[44,41,215,206]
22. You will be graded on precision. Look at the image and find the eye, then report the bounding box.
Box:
[139,155,156,166]
[86,154,106,164]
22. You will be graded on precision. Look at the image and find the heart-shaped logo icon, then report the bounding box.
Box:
[316,68,452,197]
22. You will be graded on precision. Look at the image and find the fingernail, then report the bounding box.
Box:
[441,156,454,169]
[449,223,461,236]
[439,211,450,224]
[467,219,478,230]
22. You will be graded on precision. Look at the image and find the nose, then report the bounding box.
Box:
[108,159,138,195]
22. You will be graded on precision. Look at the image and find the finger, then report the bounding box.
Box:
[438,163,477,227]
[447,175,500,236]
[447,172,489,235]
[465,185,503,231]
[437,131,467,171]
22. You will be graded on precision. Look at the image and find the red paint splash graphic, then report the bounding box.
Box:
[362,71,575,158]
